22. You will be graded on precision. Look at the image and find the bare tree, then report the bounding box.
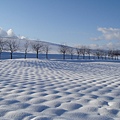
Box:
[108,50,111,59]
[5,38,19,59]
[76,46,81,59]
[99,50,104,59]
[0,38,5,59]
[59,44,68,59]
[86,47,91,59]
[108,50,114,60]
[43,44,51,59]
[81,46,86,59]
[113,50,120,60]
[31,41,43,59]
[92,51,96,59]
[67,47,74,59]
[102,50,108,60]
[95,49,101,59]
[24,40,29,59]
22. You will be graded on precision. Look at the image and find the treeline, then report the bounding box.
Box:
[59,45,120,60]
[0,37,120,60]
[0,38,50,59]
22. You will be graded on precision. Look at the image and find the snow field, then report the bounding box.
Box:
[0,59,120,120]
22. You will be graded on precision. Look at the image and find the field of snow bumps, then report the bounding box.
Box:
[0,59,120,120]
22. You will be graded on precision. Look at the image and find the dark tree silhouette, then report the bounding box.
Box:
[0,38,5,59]
[68,47,74,59]
[113,50,120,60]
[86,47,91,59]
[95,49,101,59]
[99,50,104,59]
[24,40,29,59]
[43,44,51,59]
[5,38,19,59]
[103,50,108,59]
[76,46,81,59]
[59,44,68,59]
[108,50,114,59]
[81,46,86,59]
[31,41,43,59]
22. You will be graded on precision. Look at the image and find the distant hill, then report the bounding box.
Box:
[18,38,62,54]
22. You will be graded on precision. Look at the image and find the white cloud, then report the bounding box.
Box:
[92,27,120,41]
[0,27,17,38]
[7,29,16,37]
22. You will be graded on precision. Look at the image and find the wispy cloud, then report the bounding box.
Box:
[91,27,120,41]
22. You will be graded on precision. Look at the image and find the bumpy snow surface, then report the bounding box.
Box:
[0,59,120,120]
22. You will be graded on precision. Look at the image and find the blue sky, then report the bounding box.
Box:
[0,0,120,49]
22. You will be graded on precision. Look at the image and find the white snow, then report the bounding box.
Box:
[0,59,120,120]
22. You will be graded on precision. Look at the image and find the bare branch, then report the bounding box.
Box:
[76,46,81,59]
[5,38,19,59]
[0,38,5,59]
[67,47,75,59]
[59,44,68,59]
[31,41,43,58]
[43,44,51,59]
[81,46,86,59]
[24,39,30,59]
[86,47,91,59]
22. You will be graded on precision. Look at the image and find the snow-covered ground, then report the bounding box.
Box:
[0,59,120,120]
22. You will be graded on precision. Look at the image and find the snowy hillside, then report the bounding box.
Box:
[18,39,60,54]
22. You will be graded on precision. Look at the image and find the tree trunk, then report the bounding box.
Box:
[89,54,90,59]
[63,53,65,59]
[25,53,27,59]
[116,56,118,60]
[83,55,85,59]
[37,51,38,59]
[71,54,73,59]
[10,52,13,59]
[46,53,48,59]
[0,53,1,59]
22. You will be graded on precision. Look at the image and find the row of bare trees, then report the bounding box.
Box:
[0,38,50,59]
[59,45,92,60]
[31,41,51,59]
[59,44,120,60]
[0,37,120,60]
